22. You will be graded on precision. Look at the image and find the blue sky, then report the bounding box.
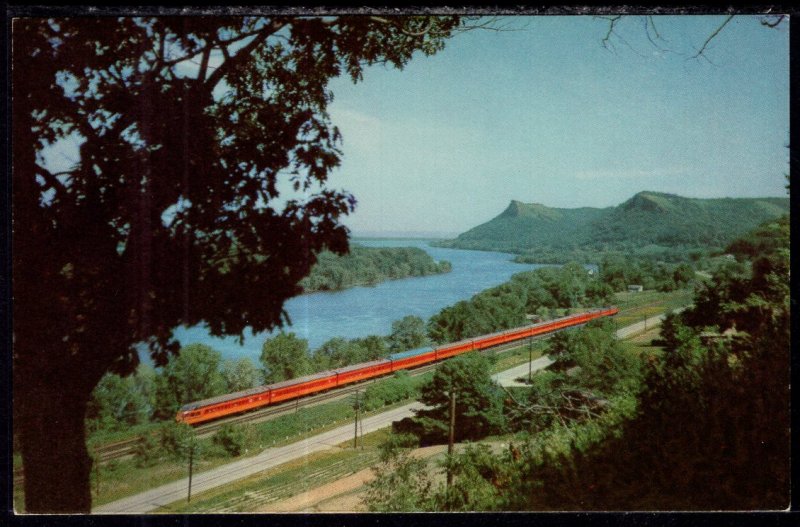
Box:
[40,15,789,237]
[324,15,789,236]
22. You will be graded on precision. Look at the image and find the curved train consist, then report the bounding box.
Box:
[176,307,618,425]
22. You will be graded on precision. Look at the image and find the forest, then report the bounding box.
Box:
[299,245,451,293]
[365,214,790,511]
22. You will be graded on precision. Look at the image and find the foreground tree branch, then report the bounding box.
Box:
[12,14,463,512]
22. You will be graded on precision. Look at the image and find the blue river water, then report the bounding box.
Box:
[170,240,545,363]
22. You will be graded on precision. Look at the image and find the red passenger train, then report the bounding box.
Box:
[176,307,618,425]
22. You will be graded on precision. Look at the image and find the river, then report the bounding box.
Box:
[170,240,545,363]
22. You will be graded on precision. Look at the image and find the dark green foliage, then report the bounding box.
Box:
[86,371,150,433]
[410,354,506,444]
[310,334,390,370]
[427,263,605,344]
[311,337,355,370]
[213,424,247,457]
[598,254,697,292]
[132,433,161,468]
[513,215,790,510]
[260,333,311,384]
[221,358,262,393]
[724,214,789,260]
[13,15,462,511]
[550,320,643,395]
[437,443,515,511]
[353,335,390,361]
[509,322,642,436]
[158,422,198,461]
[153,344,227,420]
[362,371,422,411]
[436,192,788,263]
[301,246,451,292]
[387,315,430,352]
[366,432,433,512]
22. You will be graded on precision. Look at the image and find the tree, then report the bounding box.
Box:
[213,424,247,457]
[311,336,370,369]
[365,433,435,512]
[672,263,695,287]
[514,216,790,510]
[550,320,642,396]
[221,357,262,392]
[387,315,430,352]
[86,372,150,433]
[152,344,226,420]
[260,332,311,383]
[409,353,505,443]
[13,14,463,511]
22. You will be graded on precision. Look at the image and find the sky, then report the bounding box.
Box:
[39,15,789,238]
[322,15,789,237]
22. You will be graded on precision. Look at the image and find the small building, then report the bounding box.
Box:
[627,285,644,293]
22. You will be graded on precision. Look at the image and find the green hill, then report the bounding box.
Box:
[435,191,789,262]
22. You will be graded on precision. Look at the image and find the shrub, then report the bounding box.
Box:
[133,432,161,467]
[158,421,196,460]
[213,424,246,457]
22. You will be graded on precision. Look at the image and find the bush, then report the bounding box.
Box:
[213,424,246,457]
[362,371,419,411]
[158,421,196,460]
[133,432,161,467]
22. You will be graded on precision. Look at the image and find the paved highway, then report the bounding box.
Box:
[93,402,427,513]
[491,356,555,387]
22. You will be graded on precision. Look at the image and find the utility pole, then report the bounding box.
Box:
[187,442,194,504]
[528,335,533,383]
[447,389,456,489]
[353,391,360,450]
[359,405,364,450]
[644,314,647,331]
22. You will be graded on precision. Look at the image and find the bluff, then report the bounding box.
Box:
[434,192,789,262]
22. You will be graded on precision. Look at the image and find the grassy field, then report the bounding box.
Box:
[13,376,431,512]
[157,429,391,512]
[612,288,694,327]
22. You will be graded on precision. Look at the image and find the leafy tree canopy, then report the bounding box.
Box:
[13,14,463,512]
[409,353,506,443]
[260,332,311,383]
[153,343,226,420]
[388,315,430,352]
[221,357,262,392]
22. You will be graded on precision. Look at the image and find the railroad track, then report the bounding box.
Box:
[13,305,675,486]
[59,332,558,468]
[16,308,652,484]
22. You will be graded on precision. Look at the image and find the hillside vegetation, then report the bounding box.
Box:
[434,192,789,263]
[367,214,789,511]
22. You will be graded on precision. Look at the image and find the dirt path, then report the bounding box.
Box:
[258,445,448,512]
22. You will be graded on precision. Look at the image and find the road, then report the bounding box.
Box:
[94,310,680,513]
[491,356,555,387]
[93,402,426,514]
[615,309,684,339]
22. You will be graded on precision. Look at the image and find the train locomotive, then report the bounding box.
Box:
[176,307,618,425]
